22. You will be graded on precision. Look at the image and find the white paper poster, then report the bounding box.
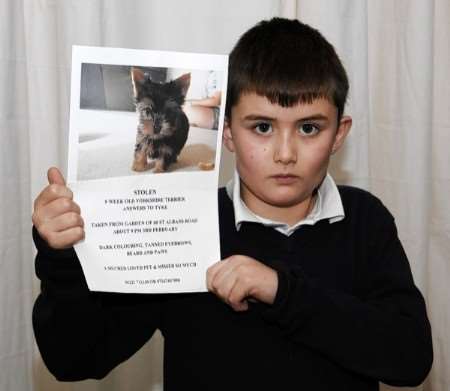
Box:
[68,46,228,293]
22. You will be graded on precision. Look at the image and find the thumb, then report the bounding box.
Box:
[47,167,66,186]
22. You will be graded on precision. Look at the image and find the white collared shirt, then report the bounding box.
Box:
[225,170,345,236]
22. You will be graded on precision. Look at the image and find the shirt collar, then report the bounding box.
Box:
[225,170,345,236]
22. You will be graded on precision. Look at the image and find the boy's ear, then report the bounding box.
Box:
[332,115,352,154]
[223,117,235,153]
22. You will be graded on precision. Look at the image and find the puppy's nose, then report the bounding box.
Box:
[145,107,151,117]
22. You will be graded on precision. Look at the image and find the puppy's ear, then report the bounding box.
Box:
[223,117,235,153]
[175,73,191,98]
[131,67,145,97]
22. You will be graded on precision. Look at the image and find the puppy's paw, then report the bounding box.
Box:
[198,161,215,171]
[153,160,166,174]
[132,160,150,172]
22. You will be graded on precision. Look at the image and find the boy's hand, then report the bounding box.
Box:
[207,255,278,312]
[32,167,84,249]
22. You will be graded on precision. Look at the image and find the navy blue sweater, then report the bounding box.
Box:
[33,186,432,390]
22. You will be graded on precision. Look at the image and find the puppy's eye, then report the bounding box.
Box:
[299,123,319,136]
[254,123,272,134]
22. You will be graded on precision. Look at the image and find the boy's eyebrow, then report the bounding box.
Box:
[297,114,330,122]
[242,113,330,122]
[242,115,276,121]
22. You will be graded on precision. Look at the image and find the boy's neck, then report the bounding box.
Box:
[240,182,316,227]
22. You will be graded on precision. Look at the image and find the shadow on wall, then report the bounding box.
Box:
[80,64,166,112]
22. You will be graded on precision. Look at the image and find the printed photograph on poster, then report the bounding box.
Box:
[67,46,228,294]
[77,63,222,181]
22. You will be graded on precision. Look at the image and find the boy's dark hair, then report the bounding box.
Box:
[226,18,349,122]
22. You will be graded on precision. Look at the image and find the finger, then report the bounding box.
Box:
[206,260,227,291]
[43,198,81,221]
[228,280,250,312]
[47,167,66,186]
[34,183,73,211]
[210,260,241,295]
[33,197,80,228]
[43,226,85,250]
[206,255,249,291]
[213,270,239,304]
[207,256,240,293]
[37,211,84,246]
[43,212,84,234]
[33,167,70,210]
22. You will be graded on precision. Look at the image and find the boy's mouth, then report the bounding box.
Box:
[271,174,299,185]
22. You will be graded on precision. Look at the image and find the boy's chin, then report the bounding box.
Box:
[262,191,311,209]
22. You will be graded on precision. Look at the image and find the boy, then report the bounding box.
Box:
[32,18,432,390]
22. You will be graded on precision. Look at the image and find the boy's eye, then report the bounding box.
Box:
[254,123,272,134]
[299,123,319,136]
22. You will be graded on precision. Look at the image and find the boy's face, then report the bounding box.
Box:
[224,93,351,218]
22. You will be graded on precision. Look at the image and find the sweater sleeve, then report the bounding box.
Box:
[32,227,161,381]
[261,202,433,387]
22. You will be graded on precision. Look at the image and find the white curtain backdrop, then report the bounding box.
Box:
[0,0,448,390]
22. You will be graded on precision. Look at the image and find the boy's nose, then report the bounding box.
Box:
[274,133,297,165]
